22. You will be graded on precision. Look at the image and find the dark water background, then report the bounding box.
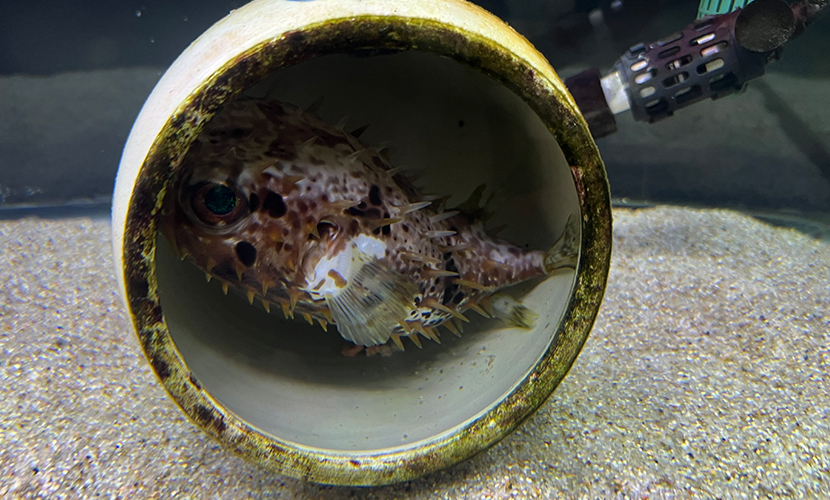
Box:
[0,0,828,223]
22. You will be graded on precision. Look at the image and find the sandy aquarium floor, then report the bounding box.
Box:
[1,206,828,499]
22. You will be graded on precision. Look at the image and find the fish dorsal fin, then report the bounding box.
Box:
[454,184,496,222]
[325,251,419,346]
[304,96,325,117]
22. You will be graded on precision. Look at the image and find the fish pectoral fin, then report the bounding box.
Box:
[489,292,538,329]
[543,214,580,274]
[324,257,419,347]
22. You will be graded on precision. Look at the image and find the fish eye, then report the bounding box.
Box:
[191,182,248,227]
[204,184,236,215]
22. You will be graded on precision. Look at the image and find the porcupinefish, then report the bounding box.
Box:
[160,97,578,354]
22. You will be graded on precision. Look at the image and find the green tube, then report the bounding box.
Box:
[697,0,754,18]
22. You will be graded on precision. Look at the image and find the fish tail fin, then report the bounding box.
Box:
[489,292,538,329]
[324,252,419,347]
[543,214,580,274]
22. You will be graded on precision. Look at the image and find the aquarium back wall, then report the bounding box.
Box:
[1,0,828,216]
[0,0,244,208]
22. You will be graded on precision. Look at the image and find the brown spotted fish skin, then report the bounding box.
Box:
[160,97,578,350]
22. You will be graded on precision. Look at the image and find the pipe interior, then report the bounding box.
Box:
[155,50,579,452]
